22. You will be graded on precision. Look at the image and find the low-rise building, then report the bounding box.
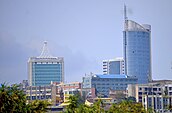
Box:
[25,84,57,105]
[57,82,81,91]
[63,89,80,103]
[127,80,172,112]
[82,73,137,97]
[109,89,127,102]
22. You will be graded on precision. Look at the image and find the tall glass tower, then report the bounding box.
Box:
[28,41,64,86]
[123,5,152,84]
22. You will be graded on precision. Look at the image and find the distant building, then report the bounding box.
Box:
[25,84,57,105]
[55,82,96,101]
[109,89,127,102]
[63,89,80,103]
[103,57,125,75]
[28,41,64,86]
[19,80,29,89]
[123,5,152,84]
[82,73,137,97]
[57,82,82,91]
[127,80,172,112]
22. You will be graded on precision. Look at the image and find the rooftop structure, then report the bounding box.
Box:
[96,74,127,79]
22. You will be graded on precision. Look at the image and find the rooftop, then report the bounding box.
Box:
[125,20,151,32]
[95,74,128,79]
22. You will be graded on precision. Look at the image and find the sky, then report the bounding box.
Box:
[0,0,172,84]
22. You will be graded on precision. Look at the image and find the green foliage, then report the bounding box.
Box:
[0,83,50,113]
[65,95,147,113]
[65,95,79,113]
[108,100,146,113]
[28,100,51,113]
[0,83,27,113]
[92,99,105,113]
[65,95,105,113]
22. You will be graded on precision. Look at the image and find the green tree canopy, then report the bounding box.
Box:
[0,83,50,113]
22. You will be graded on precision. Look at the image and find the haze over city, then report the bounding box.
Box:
[0,0,172,84]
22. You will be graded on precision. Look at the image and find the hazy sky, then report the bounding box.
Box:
[0,0,172,84]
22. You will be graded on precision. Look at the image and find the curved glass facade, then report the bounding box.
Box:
[123,20,152,84]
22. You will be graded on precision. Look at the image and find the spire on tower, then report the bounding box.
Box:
[124,4,128,21]
[38,41,55,58]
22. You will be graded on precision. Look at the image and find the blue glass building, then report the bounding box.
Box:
[123,20,152,84]
[28,42,64,86]
[82,73,137,96]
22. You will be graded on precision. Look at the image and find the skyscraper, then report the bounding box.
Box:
[28,41,64,86]
[103,57,125,75]
[123,5,152,84]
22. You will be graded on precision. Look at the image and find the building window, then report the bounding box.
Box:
[145,88,147,91]
[153,88,157,91]
[139,92,142,95]
[169,87,172,90]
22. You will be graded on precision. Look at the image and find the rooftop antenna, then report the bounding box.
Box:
[124,4,128,30]
[124,4,128,21]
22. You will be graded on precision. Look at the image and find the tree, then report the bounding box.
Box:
[65,95,79,113]
[0,83,27,113]
[29,100,51,113]
[0,83,50,113]
[108,100,146,113]
[92,99,105,113]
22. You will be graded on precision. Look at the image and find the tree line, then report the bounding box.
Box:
[64,95,153,113]
[0,83,154,113]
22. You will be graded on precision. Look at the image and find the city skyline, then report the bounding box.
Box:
[0,0,172,84]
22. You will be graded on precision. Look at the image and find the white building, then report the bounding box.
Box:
[103,57,125,75]
[127,80,172,112]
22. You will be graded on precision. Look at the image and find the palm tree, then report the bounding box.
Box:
[29,100,50,113]
[65,95,79,113]
[0,83,27,112]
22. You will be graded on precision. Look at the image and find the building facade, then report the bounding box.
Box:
[82,73,137,97]
[123,19,152,84]
[127,80,172,112]
[103,57,125,75]
[25,84,57,105]
[57,82,82,91]
[28,41,64,86]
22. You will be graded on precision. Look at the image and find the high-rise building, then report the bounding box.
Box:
[103,57,125,75]
[28,41,64,86]
[123,5,152,84]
